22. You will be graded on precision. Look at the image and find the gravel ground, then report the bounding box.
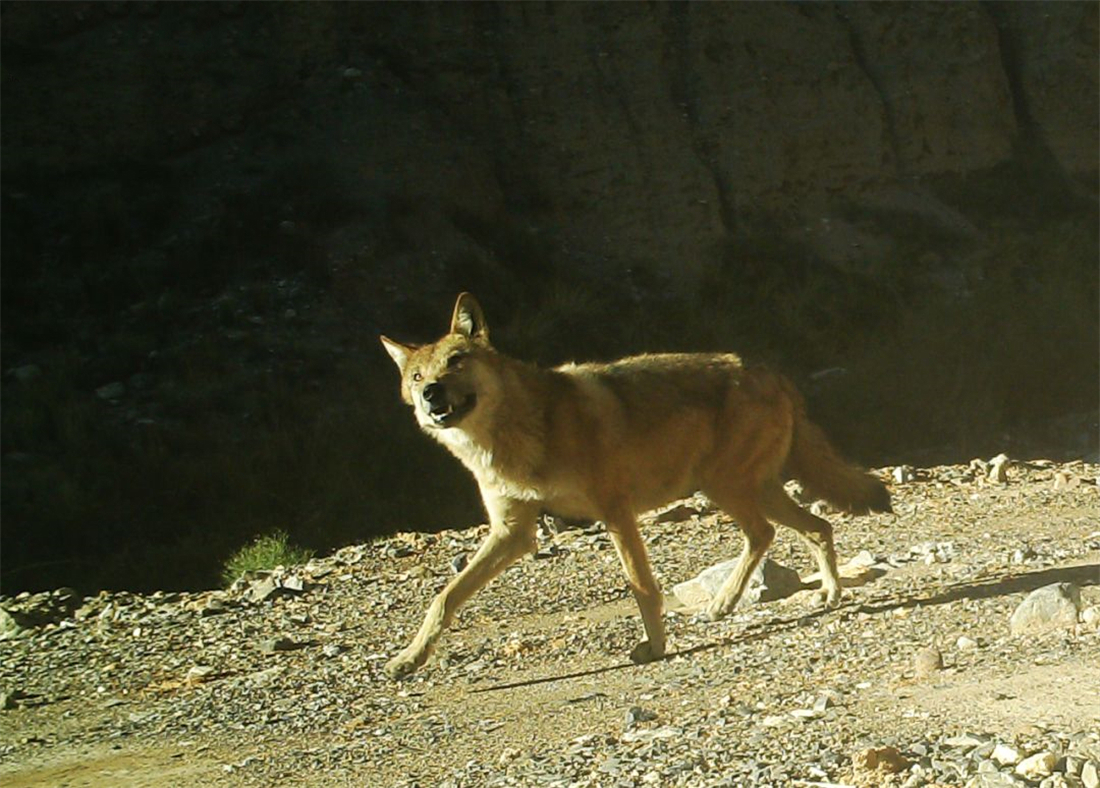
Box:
[1,458,1098,788]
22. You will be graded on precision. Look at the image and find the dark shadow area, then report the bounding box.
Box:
[1,2,1096,595]
[852,563,1100,615]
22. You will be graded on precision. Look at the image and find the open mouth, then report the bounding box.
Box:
[427,393,477,428]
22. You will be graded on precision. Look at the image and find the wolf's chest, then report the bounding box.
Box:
[436,429,547,502]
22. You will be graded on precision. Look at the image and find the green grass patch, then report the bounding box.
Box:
[221,530,314,587]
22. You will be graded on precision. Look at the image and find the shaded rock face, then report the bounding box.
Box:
[0,3,1096,594]
[1,3,1095,294]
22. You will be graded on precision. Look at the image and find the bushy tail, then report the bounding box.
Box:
[783,382,892,515]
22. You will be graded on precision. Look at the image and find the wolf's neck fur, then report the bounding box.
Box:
[433,355,554,500]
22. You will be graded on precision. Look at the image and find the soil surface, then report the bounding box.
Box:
[1,458,1098,788]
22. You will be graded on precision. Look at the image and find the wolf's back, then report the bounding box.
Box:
[782,381,892,515]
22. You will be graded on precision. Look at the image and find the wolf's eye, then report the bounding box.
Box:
[412,371,423,382]
[446,353,466,369]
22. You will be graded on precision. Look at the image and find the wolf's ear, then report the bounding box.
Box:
[450,292,489,340]
[380,336,412,370]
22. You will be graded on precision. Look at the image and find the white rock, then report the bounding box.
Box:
[913,645,944,677]
[1009,582,1082,635]
[893,465,915,484]
[672,558,803,608]
[0,608,23,641]
[1040,775,1078,788]
[988,453,1011,483]
[620,725,682,743]
[1052,472,1081,491]
[1083,760,1099,788]
[992,743,1022,766]
[1015,751,1056,779]
[969,458,989,476]
[1081,606,1100,630]
[848,549,878,568]
[956,635,979,650]
[965,774,1026,788]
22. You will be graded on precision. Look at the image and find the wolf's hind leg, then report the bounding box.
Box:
[385,498,538,679]
[700,486,775,620]
[605,511,666,664]
[761,482,842,607]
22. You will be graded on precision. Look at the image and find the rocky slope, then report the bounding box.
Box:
[1,457,1098,787]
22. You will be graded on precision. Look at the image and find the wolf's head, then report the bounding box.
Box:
[381,293,495,432]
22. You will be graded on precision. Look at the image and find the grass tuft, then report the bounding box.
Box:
[221,530,314,588]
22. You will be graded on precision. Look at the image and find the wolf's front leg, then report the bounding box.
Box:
[606,513,666,665]
[385,499,538,680]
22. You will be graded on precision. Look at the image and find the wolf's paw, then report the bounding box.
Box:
[816,587,842,610]
[384,649,426,680]
[629,639,665,665]
[704,598,735,622]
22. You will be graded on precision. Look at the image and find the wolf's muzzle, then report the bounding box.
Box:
[422,382,447,414]
[421,382,476,427]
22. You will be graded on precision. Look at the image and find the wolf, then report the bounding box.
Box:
[380,293,890,679]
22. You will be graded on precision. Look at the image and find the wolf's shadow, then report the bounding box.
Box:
[470,562,1098,694]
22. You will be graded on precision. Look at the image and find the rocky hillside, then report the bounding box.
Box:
[1,458,1098,787]
[1,3,1097,592]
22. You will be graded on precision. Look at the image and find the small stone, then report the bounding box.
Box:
[258,636,298,654]
[853,745,910,774]
[966,773,1026,788]
[945,734,987,750]
[848,549,878,568]
[1053,472,1081,491]
[957,635,979,650]
[185,665,216,684]
[1082,761,1099,788]
[342,66,363,80]
[893,465,915,484]
[1016,751,1057,779]
[0,608,23,641]
[247,577,279,603]
[322,643,343,658]
[1012,547,1036,564]
[969,458,990,477]
[1009,583,1082,635]
[200,598,229,617]
[620,725,681,743]
[992,743,1022,766]
[1080,607,1100,630]
[279,574,305,592]
[450,554,469,574]
[914,645,944,677]
[988,454,1011,483]
[625,706,657,728]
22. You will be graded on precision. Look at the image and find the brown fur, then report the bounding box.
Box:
[380,293,891,678]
